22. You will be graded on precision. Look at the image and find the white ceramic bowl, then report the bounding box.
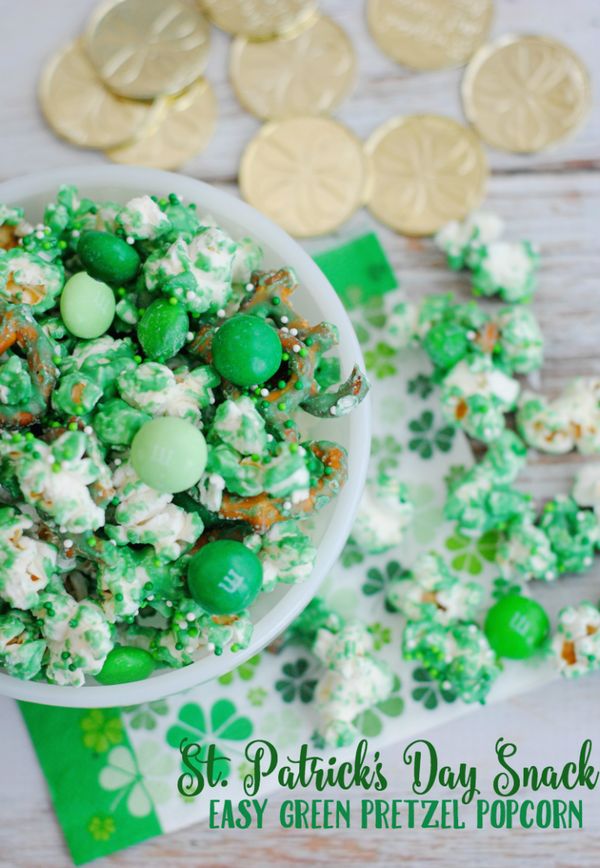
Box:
[0,165,370,707]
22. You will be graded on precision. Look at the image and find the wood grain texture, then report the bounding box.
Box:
[0,0,599,865]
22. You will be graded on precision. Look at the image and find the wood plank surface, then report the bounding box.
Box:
[0,0,598,865]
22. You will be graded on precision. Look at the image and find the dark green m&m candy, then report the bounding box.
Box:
[484,594,550,659]
[77,230,140,285]
[187,540,263,615]
[137,298,189,361]
[95,646,156,685]
[212,314,282,387]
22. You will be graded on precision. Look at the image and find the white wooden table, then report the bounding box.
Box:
[0,0,599,865]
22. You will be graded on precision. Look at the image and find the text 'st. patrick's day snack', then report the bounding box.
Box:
[0,187,369,687]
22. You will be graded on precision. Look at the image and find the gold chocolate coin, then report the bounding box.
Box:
[239,117,367,237]
[106,79,217,170]
[462,35,591,153]
[200,0,317,40]
[230,15,356,120]
[85,0,211,100]
[39,41,155,149]
[367,0,493,70]
[365,115,488,236]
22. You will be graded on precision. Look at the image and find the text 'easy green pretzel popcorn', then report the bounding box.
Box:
[0,506,57,610]
[387,553,482,626]
[551,602,600,678]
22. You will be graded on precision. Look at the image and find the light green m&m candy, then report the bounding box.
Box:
[212,314,282,387]
[77,230,140,285]
[60,271,116,339]
[137,298,189,361]
[187,540,263,615]
[131,416,207,493]
[484,594,550,659]
[95,646,156,685]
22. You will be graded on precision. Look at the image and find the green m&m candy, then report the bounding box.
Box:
[212,314,282,387]
[137,298,189,361]
[187,540,263,615]
[95,646,156,685]
[484,594,550,659]
[423,322,468,370]
[131,416,207,493]
[60,272,116,339]
[77,230,140,285]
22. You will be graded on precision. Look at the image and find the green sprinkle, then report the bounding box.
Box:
[282,353,290,361]
[277,380,286,389]
[61,651,70,660]
[284,420,295,429]
[133,354,142,363]
[87,537,96,547]
[169,296,178,305]
[299,349,308,357]
[51,462,62,473]
[294,381,304,391]
[289,443,299,453]
[272,297,280,305]
[68,422,78,431]
[277,402,286,411]
[115,593,124,601]
[305,337,313,346]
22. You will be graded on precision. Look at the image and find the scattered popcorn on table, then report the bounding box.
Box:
[403,619,501,704]
[538,495,600,575]
[497,517,558,583]
[387,553,482,625]
[552,603,600,678]
[350,473,413,554]
[572,464,600,517]
[518,379,600,455]
[471,241,539,303]
[434,211,504,271]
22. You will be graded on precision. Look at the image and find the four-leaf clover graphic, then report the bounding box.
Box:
[99,742,174,817]
[371,434,403,476]
[166,700,253,771]
[353,675,404,737]
[407,373,435,399]
[362,559,408,596]
[87,815,115,842]
[411,667,457,710]
[367,622,392,651]
[364,341,397,379]
[247,687,268,707]
[80,710,123,753]
[218,654,262,685]
[275,658,317,703]
[408,410,455,459]
[444,530,499,575]
[123,700,169,731]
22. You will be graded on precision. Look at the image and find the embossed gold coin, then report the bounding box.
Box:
[201,0,317,40]
[85,0,211,100]
[367,0,493,70]
[239,117,367,237]
[230,15,356,120]
[106,79,217,170]
[39,41,156,149]
[365,115,488,236]
[462,35,591,153]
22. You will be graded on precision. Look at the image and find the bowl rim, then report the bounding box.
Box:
[0,165,371,707]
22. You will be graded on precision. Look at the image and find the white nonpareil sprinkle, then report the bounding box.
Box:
[84,426,93,435]
[186,332,194,341]
[166,600,173,608]
[63,539,73,549]
[290,328,298,336]
[245,282,254,292]
[292,344,300,353]
[186,291,195,301]
[186,612,196,621]
[260,388,269,397]
[283,500,292,510]
[71,230,80,238]
[280,316,289,324]
[217,309,226,318]
[281,326,289,333]
[126,236,135,245]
